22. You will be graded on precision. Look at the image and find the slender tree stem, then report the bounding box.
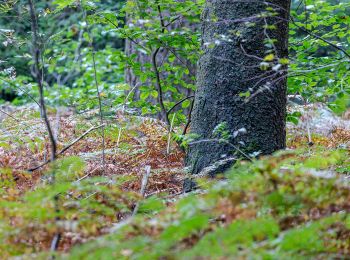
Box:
[81,0,106,173]
[152,47,170,126]
[91,49,106,173]
[28,0,57,162]
[28,0,59,252]
[151,3,171,126]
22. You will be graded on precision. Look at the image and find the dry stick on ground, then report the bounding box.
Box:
[132,165,152,216]
[27,0,60,252]
[28,124,105,172]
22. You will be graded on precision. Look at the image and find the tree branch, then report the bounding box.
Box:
[167,95,194,115]
[28,124,105,172]
[152,47,170,126]
[183,98,194,135]
[290,16,350,60]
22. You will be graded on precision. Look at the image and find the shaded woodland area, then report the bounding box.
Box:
[0,0,350,258]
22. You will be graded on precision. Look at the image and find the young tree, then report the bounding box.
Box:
[186,0,292,175]
[121,0,201,124]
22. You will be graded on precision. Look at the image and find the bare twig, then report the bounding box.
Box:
[0,77,40,106]
[101,15,151,53]
[152,47,170,126]
[290,16,350,60]
[183,98,195,135]
[150,3,171,127]
[167,95,194,115]
[116,127,122,147]
[0,109,32,129]
[74,166,99,183]
[114,83,140,152]
[28,124,105,172]
[81,1,106,173]
[122,83,141,113]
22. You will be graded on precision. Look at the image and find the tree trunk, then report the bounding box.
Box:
[186,0,291,175]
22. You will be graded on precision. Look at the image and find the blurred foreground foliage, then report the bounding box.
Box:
[61,148,350,259]
[0,143,349,258]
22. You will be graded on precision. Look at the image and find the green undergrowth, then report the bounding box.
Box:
[58,148,350,259]
[1,107,349,258]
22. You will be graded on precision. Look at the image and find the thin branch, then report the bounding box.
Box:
[101,14,151,53]
[150,3,171,126]
[91,48,106,173]
[290,16,350,60]
[28,124,105,172]
[183,98,194,135]
[0,77,40,106]
[152,47,170,126]
[0,109,32,129]
[82,1,106,173]
[167,95,194,115]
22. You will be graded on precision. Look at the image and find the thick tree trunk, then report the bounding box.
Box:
[186,0,291,175]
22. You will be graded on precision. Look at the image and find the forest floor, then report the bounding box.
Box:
[0,104,185,196]
[0,103,349,258]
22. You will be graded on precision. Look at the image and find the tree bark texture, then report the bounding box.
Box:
[186,0,291,175]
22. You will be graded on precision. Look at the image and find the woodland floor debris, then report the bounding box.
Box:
[0,104,349,256]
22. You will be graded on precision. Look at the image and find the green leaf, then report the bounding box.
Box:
[52,0,76,11]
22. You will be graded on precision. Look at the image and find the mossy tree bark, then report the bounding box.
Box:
[186,0,291,175]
